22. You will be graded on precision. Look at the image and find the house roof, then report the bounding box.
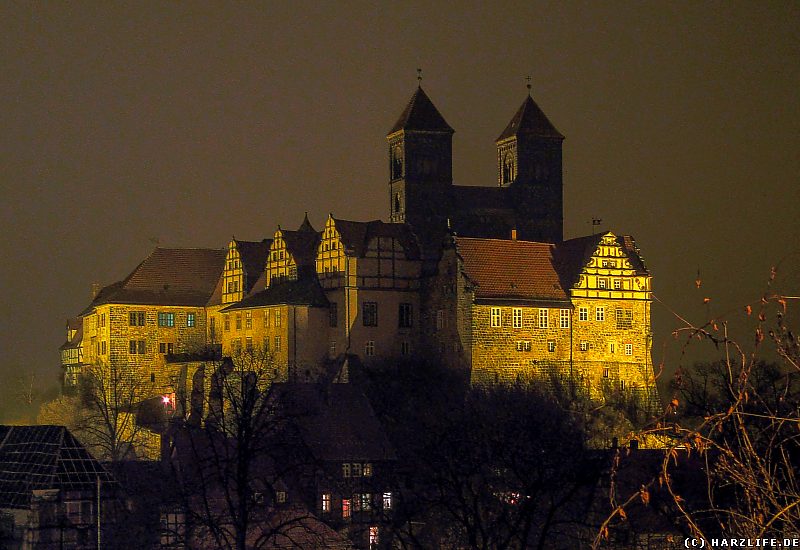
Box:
[275,384,397,462]
[280,217,320,268]
[497,95,564,141]
[235,239,272,293]
[0,425,117,509]
[82,248,226,312]
[455,237,569,303]
[222,278,329,310]
[388,86,454,134]
[59,318,83,351]
[333,218,420,260]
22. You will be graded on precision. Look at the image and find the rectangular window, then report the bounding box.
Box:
[610,342,615,354]
[138,340,146,354]
[245,311,252,329]
[352,494,361,512]
[603,367,610,378]
[620,380,626,390]
[363,302,378,326]
[264,310,270,327]
[274,335,281,352]
[330,341,336,356]
[490,307,501,328]
[159,342,166,354]
[235,314,242,330]
[160,511,185,546]
[596,307,605,322]
[232,338,242,353]
[365,340,375,357]
[625,343,633,356]
[342,463,351,478]
[363,463,372,477]
[353,463,362,477]
[400,341,411,356]
[101,341,107,355]
[187,312,196,327]
[369,526,379,548]
[275,310,282,327]
[224,315,231,332]
[436,309,445,330]
[129,312,146,326]
[361,493,372,511]
[246,337,253,352]
[398,303,413,328]
[130,340,137,354]
[329,302,338,327]
[560,309,570,328]
[342,498,351,519]
[322,493,331,513]
[512,308,522,328]
[538,309,549,329]
[516,341,531,352]
[616,308,633,329]
[547,341,556,353]
[598,278,608,289]
[210,317,216,337]
[613,279,622,290]
[276,491,286,504]
[579,307,588,321]
[382,492,392,510]
[158,312,175,327]
[580,341,588,351]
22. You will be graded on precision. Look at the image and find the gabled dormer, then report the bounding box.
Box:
[569,232,651,299]
[222,240,245,304]
[266,215,320,287]
[222,238,272,304]
[316,215,347,278]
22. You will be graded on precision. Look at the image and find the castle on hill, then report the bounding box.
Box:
[61,85,660,413]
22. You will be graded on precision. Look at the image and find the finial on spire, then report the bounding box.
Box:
[525,75,532,95]
[417,68,422,87]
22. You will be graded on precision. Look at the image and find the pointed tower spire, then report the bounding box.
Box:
[497,95,563,141]
[388,87,454,134]
[297,212,315,233]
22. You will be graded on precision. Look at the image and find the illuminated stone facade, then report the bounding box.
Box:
[61,86,659,414]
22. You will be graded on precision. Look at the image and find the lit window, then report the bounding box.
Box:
[596,307,605,322]
[363,302,378,326]
[322,493,331,513]
[361,493,372,511]
[342,499,351,519]
[603,367,610,378]
[490,307,501,328]
[516,341,531,352]
[512,308,522,328]
[369,526,379,549]
[275,310,282,327]
[538,309,549,329]
[365,340,375,356]
[342,463,351,478]
[613,279,622,290]
[158,312,175,327]
[598,278,607,289]
[399,303,413,328]
[353,463,362,477]
[276,491,287,504]
[625,343,633,356]
[547,341,555,353]
[187,312,195,327]
[274,335,281,352]
[560,309,570,328]
[580,341,588,351]
[363,463,372,477]
[245,311,252,329]
[330,341,336,356]
[579,307,588,321]
[329,302,338,327]
[382,492,392,510]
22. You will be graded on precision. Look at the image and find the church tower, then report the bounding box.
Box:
[496,92,564,242]
[387,87,454,235]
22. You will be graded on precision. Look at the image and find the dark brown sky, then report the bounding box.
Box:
[1,2,798,419]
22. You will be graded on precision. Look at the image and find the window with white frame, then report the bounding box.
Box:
[625,343,633,356]
[613,279,622,290]
[603,367,610,378]
[580,341,588,351]
[596,307,605,322]
[547,341,555,352]
[490,307,501,328]
[322,493,331,513]
[369,526,379,549]
[560,309,570,328]
[383,492,392,510]
[579,307,588,321]
[538,309,549,328]
[342,463,351,477]
[598,278,608,289]
[516,340,531,352]
[512,308,522,328]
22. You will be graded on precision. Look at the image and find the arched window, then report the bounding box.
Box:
[503,153,515,184]
[394,193,402,213]
[391,145,403,180]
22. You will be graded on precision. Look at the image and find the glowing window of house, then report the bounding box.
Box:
[625,343,633,356]
[560,309,570,328]
[580,341,588,351]
[614,279,622,290]
[187,312,195,327]
[512,308,522,328]
[363,463,372,477]
[598,278,608,289]
[158,312,175,327]
[342,498,351,518]
[547,341,556,353]
[596,307,605,322]
[579,307,588,321]
[274,336,281,352]
[516,341,531,352]
[276,491,286,504]
[275,310,282,327]
[342,463,351,477]
[361,493,372,511]
[369,526,379,548]
[383,492,392,510]
[365,341,375,356]
[352,463,362,477]
[603,367,610,378]
[363,302,378,327]
[245,311,252,329]
[322,493,331,513]
[399,303,413,328]
[538,309,549,329]
[490,307,501,327]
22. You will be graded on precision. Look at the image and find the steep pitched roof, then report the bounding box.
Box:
[333,218,420,259]
[222,278,329,310]
[551,234,604,289]
[59,319,83,351]
[0,425,117,509]
[275,384,396,462]
[455,237,569,303]
[497,95,564,141]
[617,235,649,275]
[234,239,272,292]
[280,218,320,268]
[389,87,454,134]
[83,248,226,311]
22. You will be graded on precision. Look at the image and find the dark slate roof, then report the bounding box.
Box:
[59,318,83,351]
[222,278,329,310]
[456,237,569,303]
[235,239,272,293]
[281,220,320,268]
[275,384,396,462]
[82,248,226,311]
[617,235,649,275]
[333,218,421,260]
[0,425,117,509]
[497,95,564,141]
[388,86,454,134]
[551,233,604,289]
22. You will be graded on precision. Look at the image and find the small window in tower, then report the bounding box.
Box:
[394,193,402,213]
[503,152,515,184]
[392,145,403,180]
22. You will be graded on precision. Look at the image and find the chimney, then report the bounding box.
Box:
[90,282,101,300]
[511,228,517,240]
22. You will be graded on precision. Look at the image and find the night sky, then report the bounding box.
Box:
[1,3,798,421]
